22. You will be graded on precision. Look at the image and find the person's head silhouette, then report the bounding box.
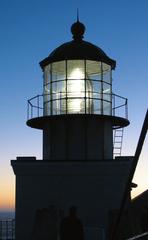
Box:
[69,206,77,217]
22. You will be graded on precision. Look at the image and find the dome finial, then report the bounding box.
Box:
[71,16,85,41]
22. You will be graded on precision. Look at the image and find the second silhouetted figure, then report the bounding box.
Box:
[60,206,84,240]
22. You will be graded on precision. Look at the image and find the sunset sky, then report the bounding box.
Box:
[0,0,148,211]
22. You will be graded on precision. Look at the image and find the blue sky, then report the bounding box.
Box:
[0,0,148,210]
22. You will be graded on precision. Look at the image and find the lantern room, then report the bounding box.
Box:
[40,21,115,116]
[42,60,113,116]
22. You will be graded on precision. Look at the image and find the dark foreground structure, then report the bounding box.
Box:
[0,219,15,240]
[11,19,147,240]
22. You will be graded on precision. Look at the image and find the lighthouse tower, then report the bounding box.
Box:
[11,20,132,240]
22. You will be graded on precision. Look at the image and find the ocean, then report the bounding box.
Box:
[0,211,15,219]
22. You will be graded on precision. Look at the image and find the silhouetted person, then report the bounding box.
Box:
[60,206,84,240]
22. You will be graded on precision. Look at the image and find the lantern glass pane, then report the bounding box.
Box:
[92,99,101,114]
[91,81,101,99]
[44,83,50,95]
[52,99,66,115]
[67,79,85,113]
[43,65,51,115]
[52,61,66,81]
[44,64,51,85]
[44,100,50,116]
[52,81,66,100]
[103,82,111,101]
[86,61,101,80]
[103,101,111,115]
[67,60,84,79]
[102,63,111,84]
[67,60,85,113]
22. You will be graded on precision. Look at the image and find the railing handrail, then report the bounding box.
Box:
[126,232,148,240]
[28,92,128,99]
[0,218,15,240]
[27,92,128,120]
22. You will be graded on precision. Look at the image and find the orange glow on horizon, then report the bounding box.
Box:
[0,195,15,211]
[0,171,15,211]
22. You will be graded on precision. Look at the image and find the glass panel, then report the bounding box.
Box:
[67,80,85,97]
[102,62,110,72]
[52,81,66,100]
[44,83,50,95]
[86,61,101,80]
[43,65,51,116]
[44,100,50,116]
[67,79,85,113]
[44,64,51,85]
[102,63,111,84]
[60,99,66,114]
[52,100,57,115]
[67,60,84,80]
[67,99,85,114]
[51,81,66,114]
[85,97,93,114]
[92,99,101,114]
[52,61,66,81]
[103,82,111,102]
[103,101,111,115]
[91,81,101,99]
[52,99,66,115]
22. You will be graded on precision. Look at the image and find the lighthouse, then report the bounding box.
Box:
[11,20,132,240]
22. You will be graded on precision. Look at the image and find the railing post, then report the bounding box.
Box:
[37,95,39,117]
[31,104,33,119]
[27,100,29,120]
[125,98,128,119]
[112,94,115,116]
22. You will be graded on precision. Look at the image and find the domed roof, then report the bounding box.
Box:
[40,21,116,70]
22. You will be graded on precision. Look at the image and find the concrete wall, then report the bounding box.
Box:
[11,157,132,240]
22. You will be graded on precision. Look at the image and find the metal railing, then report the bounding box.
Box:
[126,232,148,240]
[0,219,15,240]
[112,93,128,119]
[27,92,128,120]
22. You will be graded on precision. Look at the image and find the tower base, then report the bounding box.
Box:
[11,157,132,240]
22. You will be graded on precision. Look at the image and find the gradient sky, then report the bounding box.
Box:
[0,0,148,211]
